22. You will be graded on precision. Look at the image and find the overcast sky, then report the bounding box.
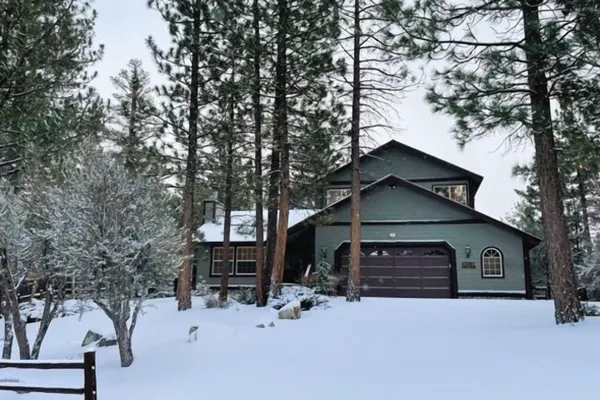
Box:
[93,0,535,220]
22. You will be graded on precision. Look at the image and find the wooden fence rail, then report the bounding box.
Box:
[0,350,97,400]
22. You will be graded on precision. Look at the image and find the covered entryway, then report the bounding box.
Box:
[338,243,455,298]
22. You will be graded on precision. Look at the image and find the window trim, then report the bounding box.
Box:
[326,188,351,206]
[211,246,235,276]
[431,183,469,205]
[480,247,505,279]
[235,246,257,276]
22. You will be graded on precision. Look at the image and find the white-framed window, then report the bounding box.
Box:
[326,188,351,206]
[212,247,234,275]
[236,247,257,275]
[481,247,504,278]
[432,184,468,205]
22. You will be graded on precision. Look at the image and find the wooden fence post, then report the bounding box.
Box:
[83,351,97,400]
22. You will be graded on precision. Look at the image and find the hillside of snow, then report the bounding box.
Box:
[2,296,600,400]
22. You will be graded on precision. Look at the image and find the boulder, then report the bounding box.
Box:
[278,300,301,320]
[256,324,266,328]
[81,330,103,347]
[268,321,275,327]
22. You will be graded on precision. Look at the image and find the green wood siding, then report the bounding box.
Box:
[195,244,256,287]
[327,147,463,182]
[323,180,474,209]
[314,182,527,293]
[322,144,476,208]
[315,223,526,293]
[332,184,472,222]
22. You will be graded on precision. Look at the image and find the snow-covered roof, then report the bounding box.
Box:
[198,209,317,243]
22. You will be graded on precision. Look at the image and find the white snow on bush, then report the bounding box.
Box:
[268,285,331,310]
[19,299,93,321]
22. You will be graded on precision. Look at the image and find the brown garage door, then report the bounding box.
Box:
[339,245,452,298]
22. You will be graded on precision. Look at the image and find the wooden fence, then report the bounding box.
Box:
[0,350,97,400]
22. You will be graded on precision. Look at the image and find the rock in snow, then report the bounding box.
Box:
[81,330,103,347]
[98,335,118,348]
[278,300,301,320]
[81,330,117,347]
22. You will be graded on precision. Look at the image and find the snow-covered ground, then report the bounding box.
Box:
[2,296,600,400]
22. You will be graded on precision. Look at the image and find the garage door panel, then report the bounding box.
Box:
[361,276,395,285]
[420,248,448,256]
[421,288,452,298]
[341,266,395,276]
[421,266,451,277]
[339,244,453,299]
[422,277,452,287]
[392,288,437,298]
[363,257,395,267]
[394,267,423,277]
[420,257,450,267]
[361,287,400,297]
[340,256,396,266]
[394,277,422,288]
[394,256,423,265]
[361,265,396,274]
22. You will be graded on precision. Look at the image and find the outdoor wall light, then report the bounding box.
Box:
[465,245,471,258]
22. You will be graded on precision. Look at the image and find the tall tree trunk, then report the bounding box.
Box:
[346,0,362,302]
[177,2,201,311]
[252,0,266,307]
[522,0,582,323]
[270,0,290,297]
[576,168,592,253]
[11,314,30,360]
[220,158,233,303]
[1,272,12,358]
[220,80,235,303]
[264,38,281,303]
[264,153,279,304]
[0,248,30,359]
[1,285,13,359]
[125,67,139,173]
[2,311,13,359]
[30,287,59,359]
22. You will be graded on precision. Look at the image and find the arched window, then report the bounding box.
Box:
[481,247,504,278]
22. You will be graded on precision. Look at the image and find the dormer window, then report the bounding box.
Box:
[326,188,351,206]
[432,184,467,205]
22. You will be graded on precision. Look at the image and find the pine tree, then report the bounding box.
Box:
[251,0,267,307]
[148,0,222,311]
[337,0,414,302]
[268,0,346,296]
[270,0,291,297]
[107,59,165,176]
[0,0,104,183]
[395,0,585,323]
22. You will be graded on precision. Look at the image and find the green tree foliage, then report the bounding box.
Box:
[106,59,167,176]
[0,0,105,183]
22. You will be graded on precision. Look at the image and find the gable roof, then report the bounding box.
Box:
[199,209,317,243]
[289,174,540,246]
[326,139,484,192]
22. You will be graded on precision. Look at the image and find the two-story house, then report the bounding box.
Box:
[196,139,541,299]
